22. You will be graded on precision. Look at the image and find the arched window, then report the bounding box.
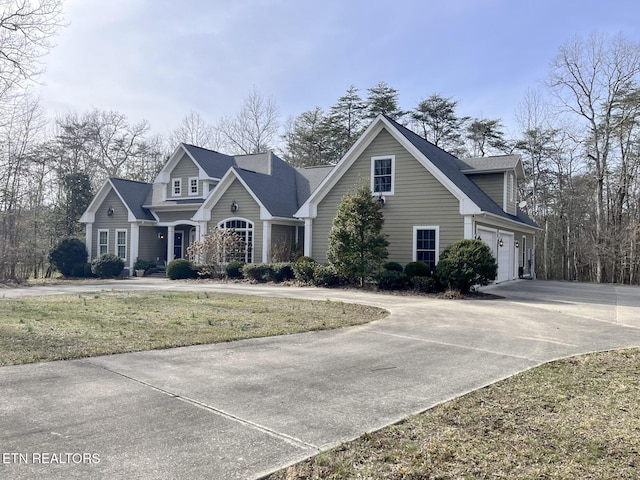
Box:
[218,218,253,263]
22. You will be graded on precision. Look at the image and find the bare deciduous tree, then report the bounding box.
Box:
[217,88,279,154]
[0,0,64,96]
[548,32,640,282]
[169,110,221,150]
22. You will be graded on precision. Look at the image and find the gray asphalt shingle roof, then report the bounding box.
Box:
[182,144,236,178]
[109,178,155,221]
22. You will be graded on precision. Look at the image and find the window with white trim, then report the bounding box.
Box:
[218,218,254,263]
[171,178,182,196]
[98,230,109,256]
[371,156,395,194]
[116,229,127,260]
[189,177,198,196]
[413,226,439,270]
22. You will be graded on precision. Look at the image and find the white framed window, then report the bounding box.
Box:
[371,155,395,195]
[218,218,254,263]
[413,226,439,270]
[98,229,109,256]
[171,178,182,197]
[116,229,127,260]
[189,177,198,196]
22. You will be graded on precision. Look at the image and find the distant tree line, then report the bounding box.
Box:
[0,4,637,286]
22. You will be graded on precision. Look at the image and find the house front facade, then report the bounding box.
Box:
[80,115,538,282]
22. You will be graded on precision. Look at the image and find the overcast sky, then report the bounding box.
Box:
[38,0,640,139]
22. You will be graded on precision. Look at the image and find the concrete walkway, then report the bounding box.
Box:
[1,279,639,479]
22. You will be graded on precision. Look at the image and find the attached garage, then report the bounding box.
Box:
[476,226,517,284]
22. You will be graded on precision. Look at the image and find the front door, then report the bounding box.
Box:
[174,232,183,259]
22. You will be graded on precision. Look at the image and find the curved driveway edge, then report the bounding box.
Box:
[1,279,639,479]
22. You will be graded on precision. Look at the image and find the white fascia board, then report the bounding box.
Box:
[79,179,112,223]
[294,119,386,218]
[156,144,188,183]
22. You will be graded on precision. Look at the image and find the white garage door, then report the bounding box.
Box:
[497,232,514,283]
[477,227,497,262]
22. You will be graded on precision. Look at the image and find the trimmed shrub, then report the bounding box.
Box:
[91,254,125,278]
[377,270,409,290]
[292,256,317,284]
[133,258,156,271]
[383,262,403,273]
[271,263,294,283]
[312,264,344,288]
[166,259,197,280]
[434,239,497,293]
[243,263,274,283]
[404,261,431,279]
[225,261,245,279]
[411,275,439,294]
[49,237,88,277]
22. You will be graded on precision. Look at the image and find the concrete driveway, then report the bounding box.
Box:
[1,279,639,479]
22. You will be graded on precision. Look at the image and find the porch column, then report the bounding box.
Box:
[167,225,174,264]
[463,215,474,239]
[85,224,93,262]
[304,219,312,257]
[262,221,271,263]
[130,224,140,271]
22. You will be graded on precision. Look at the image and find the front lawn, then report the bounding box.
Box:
[0,291,387,365]
[268,348,640,479]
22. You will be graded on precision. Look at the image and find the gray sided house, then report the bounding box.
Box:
[81,115,538,282]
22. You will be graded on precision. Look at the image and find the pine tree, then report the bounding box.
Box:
[365,81,405,120]
[411,94,468,154]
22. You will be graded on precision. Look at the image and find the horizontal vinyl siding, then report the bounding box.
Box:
[206,179,262,262]
[313,128,463,265]
[506,172,517,216]
[467,173,504,208]
[91,190,129,259]
[167,154,200,199]
[138,226,166,263]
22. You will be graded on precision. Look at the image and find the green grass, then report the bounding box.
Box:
[0,291,387,365]
[268,349,640,479]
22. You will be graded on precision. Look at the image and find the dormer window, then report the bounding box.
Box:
[189,177,198,196]
[172,178,182,197]
[371,155,395,195]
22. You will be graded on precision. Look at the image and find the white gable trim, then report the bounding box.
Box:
[156,144,212,184]
[79,179,138,223]
[193,168,272,222]
[295,115,481,218]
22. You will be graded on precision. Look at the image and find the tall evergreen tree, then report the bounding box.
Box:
[365,81,405,120]
[411,94,468,154]
[282,107,333,167]
[327,184,389,286]
[325,85,367,160]
[466,118,508,156]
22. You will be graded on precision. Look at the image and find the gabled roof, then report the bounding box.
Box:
[193,152,324,221]
[181,144,236,178]
[109,178,155,221]
[296,115,537,230]
[80,178,154,223]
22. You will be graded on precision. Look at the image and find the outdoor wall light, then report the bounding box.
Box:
[231,200,239,213]
[498,239,504,247]
[515,240,520,248]
[157,232,164,240]
[377,195,386,206]
[106,206,114,216]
